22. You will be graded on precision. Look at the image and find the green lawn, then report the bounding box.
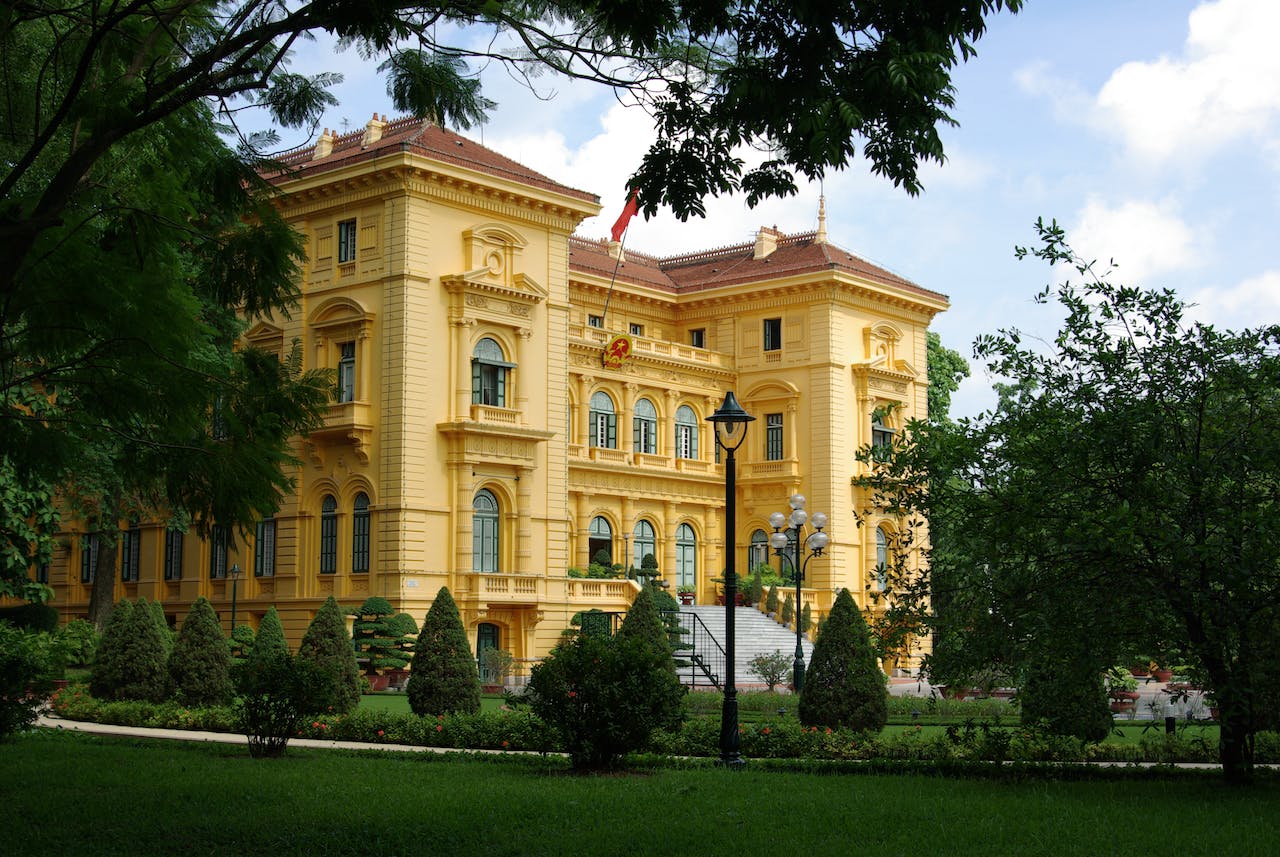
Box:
[358,691,510,715]
[8,730,1279,856]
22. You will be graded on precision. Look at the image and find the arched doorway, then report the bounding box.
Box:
[589,516,613,566]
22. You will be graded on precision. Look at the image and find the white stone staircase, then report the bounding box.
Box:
[670,605,813,688]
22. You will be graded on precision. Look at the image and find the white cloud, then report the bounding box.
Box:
[1186,271,1280,328]
[1094,0,1280,163]
[1070,197,1203,283]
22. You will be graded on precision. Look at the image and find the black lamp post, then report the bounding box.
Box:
[708,391,754,767]
[229,562,241,636]
[769,494,828,693]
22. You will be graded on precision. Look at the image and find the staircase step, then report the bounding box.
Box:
[671,605,813,687]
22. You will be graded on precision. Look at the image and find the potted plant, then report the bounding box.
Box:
[677,585,695,605]
[480,647,515,693]
[1107,666,1140,712]
[1128,656,1151,678]
[351,597,413,691]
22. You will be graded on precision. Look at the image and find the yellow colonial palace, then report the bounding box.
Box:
[40,114,946,671]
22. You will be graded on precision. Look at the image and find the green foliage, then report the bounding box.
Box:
[925,331,970,423]
[749,650,792,692]
[169,597,233,708]
[617,586,674,661]
[479,648,515,687]
[800,603,812,633]
[0,623,56,738]
[114,600,172,703]
[781,592,794,626]
[641,553,659,571]
[234,654,330,758]
[750,565,765,606]
[296,596,360,715]
[528,634,684,770]
[58,619,99,667]
[0,601,58,632]
[799,590,887,732]
[592,548,613,567]
[1020,659,1113,744]
[253,608,289,661]
[407,587,480,716]
[89,600,133,700]
[149,600,173,658]
[352,596,413,674]
[230,625,255,659]
[766,584,779,614]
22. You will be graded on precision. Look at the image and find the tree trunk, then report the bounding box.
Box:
[87,532,117,629]
[1218,708,1254,785]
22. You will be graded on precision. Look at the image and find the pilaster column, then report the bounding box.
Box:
[621,382,638,455]
[453,318,476,420]
[575,492,591,570]
[662,390,679,457]
[516,466,533,574]
[515,328,533,424]
[575,375,594,447]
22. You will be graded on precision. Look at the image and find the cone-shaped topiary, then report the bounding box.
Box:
[781,592,794,626]
[798,588,887,732]
[89,600,133,699]
[296,596,361,714]
[407,587,480,716]
[750,566,764,606]
[766,584,779,614]
[149,600,173,657]
[252,607,289,663]
[114,599,172,702]
[617,586,673,663]
[352,596,412,674]
[800,602,812,633]
[168,596,233,707]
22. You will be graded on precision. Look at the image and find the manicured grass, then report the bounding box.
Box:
[8,730,1279,856]
[359,691,508,715]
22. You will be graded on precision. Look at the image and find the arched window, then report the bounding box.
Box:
[352,493,370,573]
[875,527,889,590]
[632,520,656,569]
[749,529,769,570]
[633,398,657,454]
[675,524,696,589]
[675,405,699,459]
[473,489,500,573]
[472,337,512,406]
[589,392,617,448]
[319,495,338,574]
[588,516,613,565]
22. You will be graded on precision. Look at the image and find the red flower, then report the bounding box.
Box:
[762,727,771,735]
[377,730,385,737]
[436,724,443,732]
[502,740,509,748]
[312,721,320,728]
[568,690,577,698]
[824,728,832,734]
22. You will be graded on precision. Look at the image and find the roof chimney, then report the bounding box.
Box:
[361,112,387,148]
[313,128,336,160]
[753,225,781,259]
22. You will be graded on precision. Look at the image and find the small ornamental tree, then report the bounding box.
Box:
[781,592,795,627]
[114,599,172,702]
[800,603,812,634]
[1020,654,1113,743]
[89,599,133,699]
[58,619,99,668]
[766,584,780,614]
[407,587,480,716]
[296,596,360,714]
[389,613,418,662]
[749,649,792,692]
[149,600,173,657]
[798,589,887,732]
[650,586,686,651]
[169,596,233,708]
[528,633,684,770]
[617,586,673,663]
[352,596,412,675]
[234,608,325,759]
[750,565,764,607]
[253,607,289,661]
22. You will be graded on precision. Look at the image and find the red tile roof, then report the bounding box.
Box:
[568,233,947,303]
[267,115,597,203]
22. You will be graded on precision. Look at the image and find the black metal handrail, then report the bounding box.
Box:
[663,609,724,689]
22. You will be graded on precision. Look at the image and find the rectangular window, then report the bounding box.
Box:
[121,527,141,582]
[352,512,370,574]
[337,218,357,263]
[763,318,782,351]
[338,342,356,403]
[164,531,184,581]
[472,363,507,406]
[209,525,228,580]
[587,314,604,328]
[689,328,705,348]
[629,323,644,337]
[37,563,49,584]
[320,514,337,575]
[590,411,617,448]
[766,413,784,461]
[676,425,697,460]
[80,535,99,583]
[872,419,896,460]
[254,519,276,578]
[634,417,655,454]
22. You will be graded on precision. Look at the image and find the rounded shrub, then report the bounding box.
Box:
[296,596,360,714]
[528,633,684,770]
[798,588,887,732]
[168,596,233,708]
[89,599,133,699]
[407,587,480,716]
[1020,657,1113,743]
[114,599,172,702]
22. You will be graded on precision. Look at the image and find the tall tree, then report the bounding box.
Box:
[859,219,1280,782]
[925,331,970,423]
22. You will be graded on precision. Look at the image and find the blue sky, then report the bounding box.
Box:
[259,0,1280,417]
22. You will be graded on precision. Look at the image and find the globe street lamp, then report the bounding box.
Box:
[769,494,828,693]
[707,391,754,767]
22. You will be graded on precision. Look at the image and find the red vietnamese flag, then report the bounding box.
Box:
[610,190,639,242]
